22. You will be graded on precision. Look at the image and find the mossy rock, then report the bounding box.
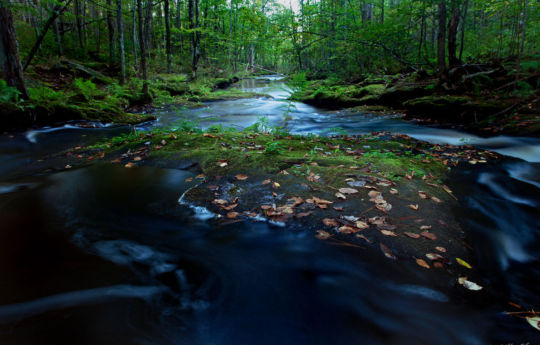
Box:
[378,85,429,107]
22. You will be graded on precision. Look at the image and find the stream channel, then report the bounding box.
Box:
[0,76,538,345]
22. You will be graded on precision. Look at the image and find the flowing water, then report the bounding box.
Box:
[0,77,538,345]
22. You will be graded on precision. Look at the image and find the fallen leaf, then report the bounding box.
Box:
[418,191,429,199]
[421,232,437,240]
[185,177,193,182]
[435,246,446,253]
[203,133,218,138]
[262,179,271,185]
[356,234,373,243]
[315,230,331,240]
[124,162,135,168]
[296,211,313,218]
[218,162,228,167]
[338,187,359,194]
[133,156,142,161]
[458,277,483,291]
[335,192,347,200]
[213,199,228,205]
[426,253,444,260]
[222,204,238,211]
[409,204,419,211]
[260,205,273,210]
[288,197,304,207]
[338,225,358,234]
[333,206,344,212]
[272,182,280,189]
[380,230,398,237]
[526,316,540,331]
[323,218,339,227]
[65,164,72,169]
[380,243,396,260]
[456,258,472,269]
[390,188,399,194]
[416,258,430,269]
[312,196,333,205]
[355,221,369,230]
[431,196,442,203]
[420,225,432,230]
[235,174,249,180]
[404,232,421,239]
[226,212,239,219]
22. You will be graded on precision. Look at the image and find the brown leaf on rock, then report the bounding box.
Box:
[124,162,135,168]
[435,246,447,253]
[404,232,421,239]
[235,174,249,181]
[296,211,313,218]
[420,225,432,230]
[261,205,273,210]
[390,188,399,194]
[421,232,437,240]
[409,204,419,211]
[222,204,238,211]
[431,196,442,203]
[226,212,239,219]
[262,179,271,185]
[213,199,228,205]
[418,191,429,199]
[288,197,304,207]
[333,206,344,212]
[380,243,396,260]
[416,258,430,269]
[272,182,280,189]
[315,230,331,240]
[355,221,369,230]
[323,218,339,227]
[356,234,373,243]
[426,253,444,261]
[338,225,358,234]
[380,230,398,237]
[185,177,193,182]
[313,196,333,205]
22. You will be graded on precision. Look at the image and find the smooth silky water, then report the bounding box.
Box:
[0,77,538,345]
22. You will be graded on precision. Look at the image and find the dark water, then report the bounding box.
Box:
[0,77,538,345]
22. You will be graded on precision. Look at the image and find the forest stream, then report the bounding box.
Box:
[0,77,538,345]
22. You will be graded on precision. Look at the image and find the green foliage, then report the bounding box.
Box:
[28,86,64,102]
[0,80,21,103]
[264,141,285,155]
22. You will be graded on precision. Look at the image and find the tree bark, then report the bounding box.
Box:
[189,0,200,77]
[437,0,447,82]
[0,3,29,99]
[515,0,528,88]
[164,0,172,73]
[137,0,150,100]
[106,0,115,67]
[116,0,126,83]
[458,0,469,62]
[448,0,460,67]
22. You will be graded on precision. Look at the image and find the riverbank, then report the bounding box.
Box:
[0,59,268,132]
[289,63,540,137]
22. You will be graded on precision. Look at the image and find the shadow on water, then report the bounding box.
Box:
[0,77,538,344]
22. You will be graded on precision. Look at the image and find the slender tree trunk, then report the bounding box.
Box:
[189,0,200,77]
[23,0,73,71]
[106,0,115,66]
[437,0,447,82]
[132,0,138,66]
[137,0,150,100]
[458,0,469,61]
[53,8,63,56]
[116,0,126,83]
[448,0,460,67]
[515,0,528,88]
[0,3,29,99]
[164,0,172,73]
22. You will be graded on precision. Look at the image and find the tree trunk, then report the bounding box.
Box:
[116,0,126,83]
[132,0,138,66]
[0,3,29,99]
[458,0,469,62]
[515,0,528,88]
[137,0,150,100]
[106,0,115,66]
[189,0,200,77]
[437,0,447,82]
[448,0,460,67]
[164,0,172,73]
[53,7,63,56]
